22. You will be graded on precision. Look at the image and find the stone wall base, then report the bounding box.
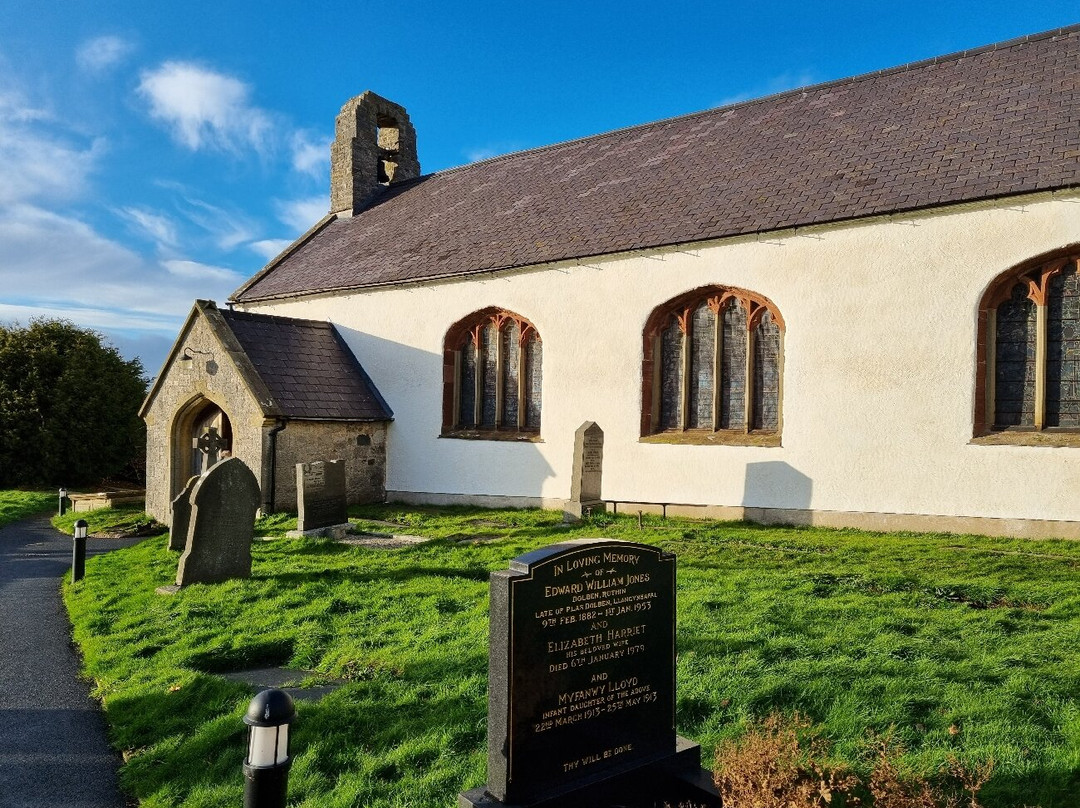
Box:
[387,490,571,511]
[385,491,1080,540]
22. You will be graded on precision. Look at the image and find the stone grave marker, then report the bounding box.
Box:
[167,475,200,551]
[460,539,718,808]
[564,421,605,521]
[174,457,260,587]
[288,459,349,537]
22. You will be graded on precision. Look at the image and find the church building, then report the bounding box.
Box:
[143,26,1080,538]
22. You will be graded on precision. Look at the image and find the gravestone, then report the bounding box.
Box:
[175,457,260,586]
[167,475,200,551]
[564,422,605,521]
[289,460,348,536]
[461,539,718,808]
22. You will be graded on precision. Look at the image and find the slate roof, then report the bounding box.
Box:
[219,308,392,421]
[233,25,1080,303]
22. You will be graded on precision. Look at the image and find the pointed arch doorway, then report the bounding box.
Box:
[170,397,234,504]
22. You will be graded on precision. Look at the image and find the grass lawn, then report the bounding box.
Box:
[0,489,55,527]
[62,506,1080,807]
[54,504,165,539]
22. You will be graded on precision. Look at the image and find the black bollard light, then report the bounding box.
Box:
[59,488,68,516]
[243,688,295,808]
[71,519,88,583]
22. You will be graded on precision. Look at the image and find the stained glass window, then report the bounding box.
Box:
[753,311,781,431]
[995,283,1038,427]
[446,310,542,436]
[646,287,782,438]
[480,322,498,427]
[984,256,1080,436]
[719,299,747,430]
[688,303,716,429]
[659,320,684,430]
[502,321,520,428]
[524,333,543,430]
[1047,267,1080,428]
[459,339,477,428]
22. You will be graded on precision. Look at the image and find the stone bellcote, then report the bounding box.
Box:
[330,91,420,215]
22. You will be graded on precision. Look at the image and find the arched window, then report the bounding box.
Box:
[443,308,542,439]
[642,286,783,444]
[977,251,1080,435]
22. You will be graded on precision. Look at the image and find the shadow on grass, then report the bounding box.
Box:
[109,655,490,805]
[977,766,1080,808]
[184,639,296,674]
[256,565,492,587]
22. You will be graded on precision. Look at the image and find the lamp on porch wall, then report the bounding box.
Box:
[179,347,213,370]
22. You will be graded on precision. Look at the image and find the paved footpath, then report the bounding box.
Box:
[0,513,143,808]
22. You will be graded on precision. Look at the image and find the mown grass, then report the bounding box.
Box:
[53,504,166,538]
[63,505,1080,807]
[0,489,54,528]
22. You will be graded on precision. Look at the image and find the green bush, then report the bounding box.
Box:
[0,319,146,486]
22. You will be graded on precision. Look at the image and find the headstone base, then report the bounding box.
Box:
[285,523,351,539]
[562,499,605,522]
[459,737,718,808]
[155,585,181,596]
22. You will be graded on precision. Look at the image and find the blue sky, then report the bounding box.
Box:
[1,1,1077,378]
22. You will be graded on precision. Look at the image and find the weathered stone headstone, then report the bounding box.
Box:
[175,457,260,586]
[292,460,348,534]
[564,421,605,521]
[167,475,200,551]
[461,539,718,808]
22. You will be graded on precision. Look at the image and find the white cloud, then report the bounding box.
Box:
[119,206,179,248]
[275,195,326,233]
[176,196,257,250]
[0,302,180,334]
[0,203,144,285]
[249,239,292,260]
[291,131,330,177]
[0,204,239,320]
[0,89,50,123]
[0,73,252,373]
[137,61,273,153]
[465,143,525,163]
[0,88,102,205]
[162,258,242,282]
[76,35,134,73]
[715,71,820,108]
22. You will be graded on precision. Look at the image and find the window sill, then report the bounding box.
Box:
[440,429,543,443]
[640,429,781,447]
[970,430,1080,447]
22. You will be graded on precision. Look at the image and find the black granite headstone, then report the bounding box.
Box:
[470,539,698,807]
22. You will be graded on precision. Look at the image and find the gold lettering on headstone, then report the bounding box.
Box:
[512,545,670,767]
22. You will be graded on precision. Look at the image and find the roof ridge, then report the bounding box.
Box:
[424,23,1080,178]
[221,306,332,328]
[234,24,1080,304]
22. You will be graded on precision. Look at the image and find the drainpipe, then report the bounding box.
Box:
[266,419,288,513]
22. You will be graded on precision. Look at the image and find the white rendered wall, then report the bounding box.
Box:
[239,192,1080,526]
